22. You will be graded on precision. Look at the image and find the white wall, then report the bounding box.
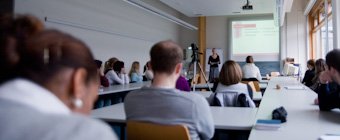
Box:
[14,0,196,71]
[280,0,308,74]
[332,0,340,49]
[206,16,228,61]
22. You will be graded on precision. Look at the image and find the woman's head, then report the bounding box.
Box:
[19,30,98,115]
[306,59,315,70]
[0,14,44,84]
[129,61,140,75]
[113,61,125,73]
[104,57,118,74]
[246,56,254,63]
[219,60,243,86]
[315,58,326,74]
[212,48,216,54]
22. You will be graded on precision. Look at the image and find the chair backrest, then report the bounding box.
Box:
[214,91,254,107]
[271,71,280,77]
[241,81,260,92]
[127,121,191,140]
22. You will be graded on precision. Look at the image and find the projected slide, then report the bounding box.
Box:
[231,20,279,61]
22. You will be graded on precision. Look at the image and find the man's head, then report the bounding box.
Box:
[326,49,340,84]
[150,40,183,77]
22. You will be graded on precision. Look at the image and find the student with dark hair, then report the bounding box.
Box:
[95,60,109,87]
[105,60,129,85]
[0,30,117,140]
[124,40,214,140]
[302,59,315,87]
[242,55,262,81]
[0,14,44,84]
[309,58,326,91]
[143,61,153,81]
[317,49,340,111]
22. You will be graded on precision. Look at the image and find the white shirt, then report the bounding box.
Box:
[242,63,262,81]
[105,70,130,85]
[0,78,70,115]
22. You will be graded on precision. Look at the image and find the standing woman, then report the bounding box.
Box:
[208,48,220,83]
[129,61,143,83]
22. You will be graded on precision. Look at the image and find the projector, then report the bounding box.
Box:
[242,5,253,10]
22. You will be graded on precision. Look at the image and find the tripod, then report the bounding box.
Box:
[191,58,212,92]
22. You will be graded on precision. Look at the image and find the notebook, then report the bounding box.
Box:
[254,119,281,130]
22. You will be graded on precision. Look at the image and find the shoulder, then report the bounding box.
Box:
[50,114,117,140]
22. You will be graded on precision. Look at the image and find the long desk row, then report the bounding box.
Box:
[93,77,339,139]
[249,77,340,140]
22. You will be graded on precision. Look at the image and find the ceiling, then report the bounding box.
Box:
[160,0,293,17]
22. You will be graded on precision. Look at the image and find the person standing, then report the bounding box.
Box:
[208,48,220,83]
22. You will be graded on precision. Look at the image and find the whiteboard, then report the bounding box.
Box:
[205,48,223,72]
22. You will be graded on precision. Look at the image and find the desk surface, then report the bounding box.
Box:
[92,103,258,130]
[99,81,151,95]
[249,77,340,140]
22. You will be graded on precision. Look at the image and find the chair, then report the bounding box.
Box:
[241,81,260,92]
[127,121,191,140]
[213,91,255,107]
[270,71,280,77]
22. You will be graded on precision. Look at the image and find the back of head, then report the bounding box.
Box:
[18,29,97,85]
[307,59,315,68]
[150,40,183,75]
[219,60,242,86]
[104,57,118,74]
[326,49,340,72]
[94,60,102,69]
[113,61,124,73]
[315,58,326,74]
[246,56,253,63]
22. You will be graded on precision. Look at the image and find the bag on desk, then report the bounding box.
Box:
[272,106,287,123]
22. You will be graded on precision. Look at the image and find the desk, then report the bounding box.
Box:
[99,81,151,95]
[92,103,258,130]
[249,77,340,140]
[192,83,213,90]
[195,91,262,102]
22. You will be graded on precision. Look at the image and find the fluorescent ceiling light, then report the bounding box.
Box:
[124,0,198,30]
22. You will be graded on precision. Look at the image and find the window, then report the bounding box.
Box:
[308,0,333,59]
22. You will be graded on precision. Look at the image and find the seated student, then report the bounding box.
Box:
[302,59,315,87]
[317,49,340,111]
[104,57,118,75]
[176,75,190,91]
[216,60,255,107]
[242,56,262,81]
[143,61,153,81]
[124,40,214,140]
[0,14,44,84]
[309,59,326,91]
[105,61,129,85]
[95,60,109,87]
[129,61,143,83]
[0,30,117,140]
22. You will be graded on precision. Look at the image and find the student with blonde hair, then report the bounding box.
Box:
[129,61,143,83]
